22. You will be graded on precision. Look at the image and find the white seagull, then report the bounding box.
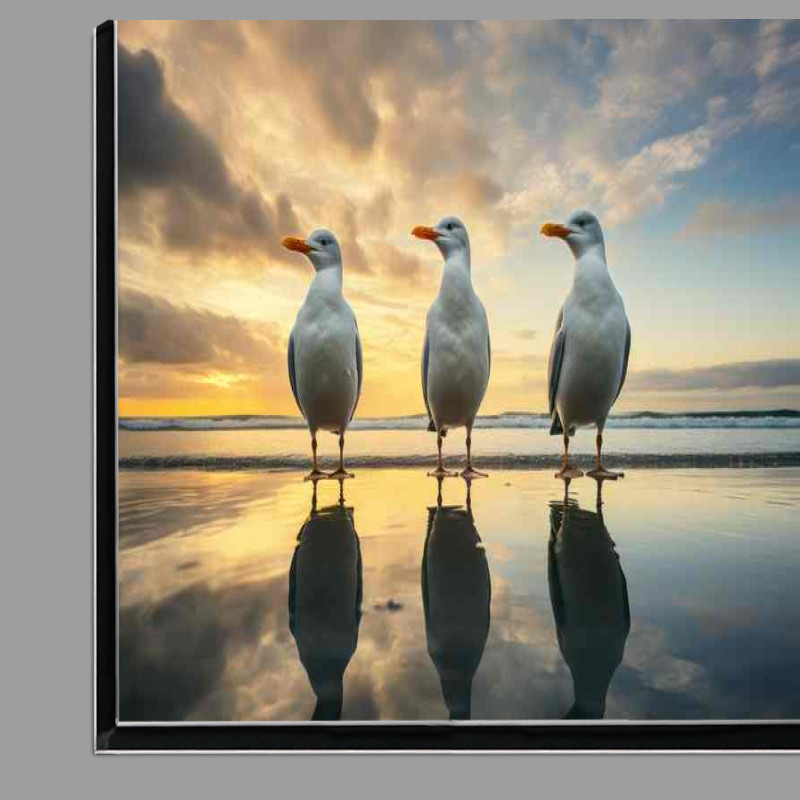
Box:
[541,211,631,480]
[282,229,362,481]
[412,217,491,480]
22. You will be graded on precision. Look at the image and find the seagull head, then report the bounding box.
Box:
[541,210,605,260]
[281,228,342,272]
[412,216,470,262]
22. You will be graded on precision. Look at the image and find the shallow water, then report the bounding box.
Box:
[119,427,800,469]
[118,467,800,722]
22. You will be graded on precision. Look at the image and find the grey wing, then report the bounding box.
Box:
[422,330,433,425]
[350,326,363,421]
[287,332,302,414]
[613,320,631,403]
[487,332,491,379]
[548,306,566,417]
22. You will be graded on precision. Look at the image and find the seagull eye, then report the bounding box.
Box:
[446,223,454,231]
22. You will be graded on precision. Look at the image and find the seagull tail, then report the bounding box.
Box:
[550,414,575,437]
[427,418,446,436]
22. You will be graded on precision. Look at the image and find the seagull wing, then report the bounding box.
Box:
[548,306,566,435]
[287,332,302,415]
[613,319,631,404]
[422,329,435,431]
[350,323,363,422]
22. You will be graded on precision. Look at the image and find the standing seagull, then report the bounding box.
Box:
[282,229,362,481]
[541,211,630,480]
[412,217,491,479]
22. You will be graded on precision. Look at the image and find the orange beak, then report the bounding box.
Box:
[281,236,312,254]
[412,225,441,241]
[540,223,572,240]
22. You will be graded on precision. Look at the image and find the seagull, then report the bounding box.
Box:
[412,217,491,480]
[541,211,631,480]
[548,484,630,719]
[282,229,363,481]
[422,481,490,720]
[288,485,362,721]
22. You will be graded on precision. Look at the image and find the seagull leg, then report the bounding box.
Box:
[461,432,487,479]
[555,430,583,480]
[428,432,457,478]
[586,432,623,480]
[304,435,327,482]
[327,433,354,480]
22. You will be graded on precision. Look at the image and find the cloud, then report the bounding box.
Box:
[751,81,800,124]
[628,360,800,392]
[678,197,800,238]
[119,288,280,367]
[118,289,287,405]
[755,20,800,79]
[250,21,450,156]
[428,172,504,211]
[117,46,233,200]
[118,44,296,265]
[116,21,800,416]
[381,103,493,179]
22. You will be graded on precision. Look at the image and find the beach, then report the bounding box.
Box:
[119,459,800,722]
[119,414,800,472]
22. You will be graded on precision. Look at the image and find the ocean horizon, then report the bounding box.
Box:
[120,408,800,432]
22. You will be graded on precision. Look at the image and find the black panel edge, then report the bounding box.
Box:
[99,722,800,752]
[94,19,117,753]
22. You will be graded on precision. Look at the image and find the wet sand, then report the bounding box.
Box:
[118,467,800,722]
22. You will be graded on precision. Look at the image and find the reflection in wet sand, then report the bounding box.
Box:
[117,467,800,721]
[422,480,491,719]
[548,482,631,719]
[289,481,363,720]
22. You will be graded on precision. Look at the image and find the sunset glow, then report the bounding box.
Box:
[117,21,800,418]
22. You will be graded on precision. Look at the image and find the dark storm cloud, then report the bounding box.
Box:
[117,44,296,262]
[629,359,800,392]
[118,45,234,200]
[118,289,281,368]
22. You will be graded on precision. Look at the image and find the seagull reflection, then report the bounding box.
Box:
[288,479,362,720]
[548,480,630,719]
[422,478,491,720]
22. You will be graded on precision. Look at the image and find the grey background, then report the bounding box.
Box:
[3,1,796,794]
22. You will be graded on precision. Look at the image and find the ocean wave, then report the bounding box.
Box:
[119,452,800,471]
[119,411,800,432]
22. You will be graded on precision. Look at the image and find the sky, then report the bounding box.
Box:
[116,20,800,418]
